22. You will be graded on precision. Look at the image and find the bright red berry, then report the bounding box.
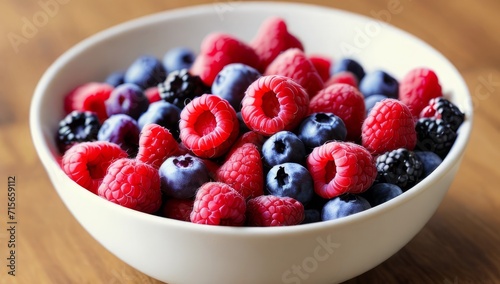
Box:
[64,82,113,122]
[306,141,377,199]
[160,199,194,222]
[250,17,304,71]
[324,71,359,89]
[179,94,239,158]
[241,75,309,136]
[144,86,161,103]
[190,182,246,226]
[265,48,324,98]
[246,195,304,227]
[136,123,179,169]
[190,32,260,86]
[226,131,266,157]
[62,141,128,194]
[98,158,162,214]
[309,83,365,141]
[399,67,442,117]
[216,143,264,199]
[309,54,332,82]
[361,98,417,155]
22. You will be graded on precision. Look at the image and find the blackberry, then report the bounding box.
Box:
[57,111,101,153]
[420,97,465,131]
[376,148,423,191]
[415,118,457,159]
[158,69,210,109]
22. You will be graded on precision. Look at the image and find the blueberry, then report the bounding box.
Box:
[124,55,167,90]
[321,194,371,221]
[98,114,140,156]
[359,70,399,99]
[364,94,388,115]
[212,63,261,111]
[162,47,196,73]
[138,101,181,138]
[414,151,443,178]
[105,71,125,87]
[105,83,149,120]
[360,183,403,207]
[262,131,306,167]
[302,209,321,224]
[159,154,211,199]
[331,58,365,82]
[266,163,314,205]
[297,112,347,150]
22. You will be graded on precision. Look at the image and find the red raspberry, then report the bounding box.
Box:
[62,141,128,194]
[264,48,324,98]
[306,141,377,199]
[179,94,239,158]
[324,71,359,89]
[64,82,113,122]
[241,75,309,136]
[246,195,304,227]
[136,123,179,169]
[160,199,194,222]
[361,98,417,155]
[144,86,161,103]
[215,143,264,199]
[398,67,442,117]
[190,182,246,226]
[98,158,162,214]
[226,131,266,157]
[190,32,260,86]
[250,17,304,71]
[308,54,332,82]
[309,83,365,141]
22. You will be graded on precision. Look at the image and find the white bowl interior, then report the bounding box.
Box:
[30,2,473,284]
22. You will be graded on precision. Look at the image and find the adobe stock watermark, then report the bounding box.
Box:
[471,73,499,110]
[213,0,243,21]
[7,0,71,54]
[281,234,341,284]
[338,0,412,56]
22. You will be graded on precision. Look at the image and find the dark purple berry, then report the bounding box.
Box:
[297,112,347,150]
[321,194,371,221]
[105,83,149,120]
[421,97,465,131]
[211,63,261,111]
[105,71,125,87]
[138,100,181,139]
[331,58,365,82]
[376,148,424,191]
[159,154,211,199]
[302,209,321,224]
[415,118,457,159]
[98,114,140,156]
[414,151,443,178]
[262,131,306,167]
[266,163,314,205]
[359,70,399,99]
[360,183,403,207]
[158,69,210,109]
[57,111,101,153]
[124,55,167,90]
[162,47,196,73]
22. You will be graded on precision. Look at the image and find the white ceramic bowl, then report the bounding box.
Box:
[30,2,473,284]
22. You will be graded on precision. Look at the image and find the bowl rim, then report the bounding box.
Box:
[30,1,474,236]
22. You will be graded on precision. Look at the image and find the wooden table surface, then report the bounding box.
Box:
[1,0,499,283]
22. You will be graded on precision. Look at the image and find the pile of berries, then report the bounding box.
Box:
[56,17,465,226]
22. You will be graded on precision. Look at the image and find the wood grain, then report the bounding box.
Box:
[1,0,499,283]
